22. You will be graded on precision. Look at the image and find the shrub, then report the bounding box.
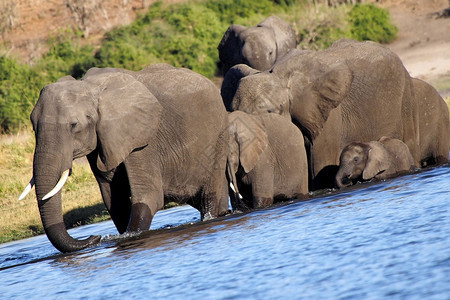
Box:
[348,4,397,43]
[0,56,42,133]
[36,31,97,80]
[294,3,351,50]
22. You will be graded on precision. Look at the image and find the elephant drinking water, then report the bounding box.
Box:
[20,64,230,253]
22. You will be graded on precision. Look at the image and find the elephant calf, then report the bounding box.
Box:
[336,137,417,188]
[227,111,308,210]
[218,16,297,75]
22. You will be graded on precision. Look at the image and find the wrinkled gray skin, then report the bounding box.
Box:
[223,39,432,190]
[227,111,308,211]
[336,137,416,188]
[30,64,229,253]
[221,64,260,111]
[218,16,297,75]
[412,78,450,167]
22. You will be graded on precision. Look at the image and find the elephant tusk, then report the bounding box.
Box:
[229,182,243,200]
[41,169,70,201]
[18,177,35,200]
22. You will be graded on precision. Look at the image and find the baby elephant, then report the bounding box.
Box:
[227,111,308,211]
[336,137,417,188]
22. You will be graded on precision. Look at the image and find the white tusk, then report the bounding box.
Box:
[41,169,70,201]
[229,182,243,200]
[18,177,35,200]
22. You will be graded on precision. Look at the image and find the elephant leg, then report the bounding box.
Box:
[310,110,341,190]
[200,158,230,221]
[87,152,131,234]
[123,151,163,232]
[251,165,274,208]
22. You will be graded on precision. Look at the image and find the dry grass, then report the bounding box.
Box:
[0,131,108,243]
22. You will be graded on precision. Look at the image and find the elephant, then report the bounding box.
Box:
[221,64,260,111]
[335,137,416,188]
[20,64,230,252]
[222,39,434,190]
[217,15,297,75]
[412,78,450,167]
[227,111,308,211]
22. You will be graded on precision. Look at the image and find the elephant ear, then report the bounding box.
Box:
[84,72,162,172]
[218,24,247,74]
[228,111,269,173]
[289,62,353,141]
[363,141,391,180]
[221,64,260,111]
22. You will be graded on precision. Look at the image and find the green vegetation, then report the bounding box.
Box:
[0,0,400,243]
[348,3,397,43]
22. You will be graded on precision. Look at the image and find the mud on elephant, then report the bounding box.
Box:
[227,111,308,211]
[21,64,230,253]
[222,39,449,190]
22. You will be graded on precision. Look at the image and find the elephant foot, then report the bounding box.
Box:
[127,203,153,232]
[203,212,214,221]
[253,196,273,208]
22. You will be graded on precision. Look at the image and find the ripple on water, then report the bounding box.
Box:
[0,165,449,299]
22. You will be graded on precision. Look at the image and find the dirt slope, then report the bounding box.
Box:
[382,0,450,91]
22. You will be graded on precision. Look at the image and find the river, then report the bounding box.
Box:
[1,165,449,299]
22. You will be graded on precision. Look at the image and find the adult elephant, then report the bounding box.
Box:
[412,78,449,167]
[223,39,425,189]
[218,16,297,75]
[227,111,308,211]
[20,64,229,253]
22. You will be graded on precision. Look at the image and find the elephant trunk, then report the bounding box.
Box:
[33,145,100,253]
[335,168,352,189]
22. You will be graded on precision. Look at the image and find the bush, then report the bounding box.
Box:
[348,4,397,43]
[0,56,42,133]
[96,0,277,78]
[36,31,98,80]
[295,3,351,50]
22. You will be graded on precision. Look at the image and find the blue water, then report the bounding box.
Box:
[1,165,449,299]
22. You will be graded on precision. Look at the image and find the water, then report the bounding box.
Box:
[1,165,449,299]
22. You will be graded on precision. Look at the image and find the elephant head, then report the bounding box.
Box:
[227,49,353,143]
[335,141,391,188]
[218,16,297,75]
[24,70,162,252]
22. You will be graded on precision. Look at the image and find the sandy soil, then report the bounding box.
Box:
[381,0,450,95]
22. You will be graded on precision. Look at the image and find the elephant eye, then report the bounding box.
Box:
[70,122,79,131]
[353,157,359,162]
